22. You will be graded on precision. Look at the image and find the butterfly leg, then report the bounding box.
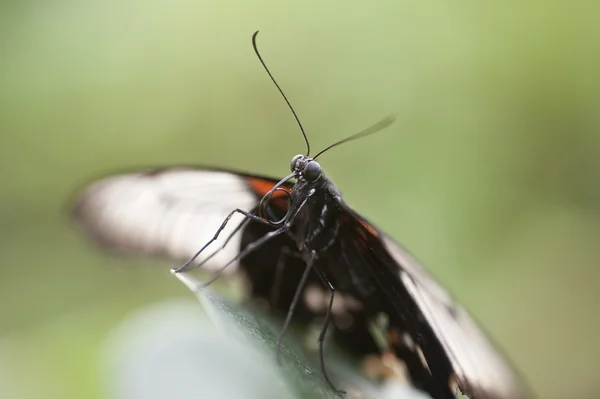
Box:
[194,217,251,269]
[269,246,302,309]
[275,252,345,396]
[276,251,316,363]
[173,208,268,273]
[201,225,289,286]
[313,266,346,397]
[199,195,311,283]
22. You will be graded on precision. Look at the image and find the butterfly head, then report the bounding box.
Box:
[291,154,322,183]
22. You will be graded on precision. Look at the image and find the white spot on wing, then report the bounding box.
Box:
[74,169,257,272]
[402,332,415,350]
[382,236,527,398]
[303,284,326,313]
[302,284,364,317]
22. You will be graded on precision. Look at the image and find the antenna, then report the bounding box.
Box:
[313,115,396,159]
[252,31,311,156]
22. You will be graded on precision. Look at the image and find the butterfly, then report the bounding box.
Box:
[72,31,530,399]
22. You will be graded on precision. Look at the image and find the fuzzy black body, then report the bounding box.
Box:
[286,175,342,254]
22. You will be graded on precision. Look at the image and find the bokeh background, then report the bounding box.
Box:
[1,1,599,398]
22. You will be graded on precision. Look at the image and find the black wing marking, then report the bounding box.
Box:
[337,206,530,399]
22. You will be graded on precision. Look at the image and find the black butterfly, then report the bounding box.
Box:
[72,32,530,399]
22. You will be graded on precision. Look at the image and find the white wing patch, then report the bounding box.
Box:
[382,236,527,399]
[74,169,257,272]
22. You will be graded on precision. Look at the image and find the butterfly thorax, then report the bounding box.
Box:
[287,175,343,254]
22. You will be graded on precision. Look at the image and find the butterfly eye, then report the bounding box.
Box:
[290,154,303,172]
[303,160,321,182]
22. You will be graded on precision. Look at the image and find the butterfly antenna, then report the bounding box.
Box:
[313,115,396,160]
[252,31,311,157]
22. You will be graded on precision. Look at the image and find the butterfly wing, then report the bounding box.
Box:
[72,167,283,272]
[336,206,530,399]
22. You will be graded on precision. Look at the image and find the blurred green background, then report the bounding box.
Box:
[1,1,599,398]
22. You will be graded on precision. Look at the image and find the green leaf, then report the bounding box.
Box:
[173,271,431,399]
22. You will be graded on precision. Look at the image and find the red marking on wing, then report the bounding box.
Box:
[358,218,379,237]
[247,177,291,199]
[341,213,380,248]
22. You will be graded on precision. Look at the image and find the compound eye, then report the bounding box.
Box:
[303,160,321,182]
[290,154,303,172]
